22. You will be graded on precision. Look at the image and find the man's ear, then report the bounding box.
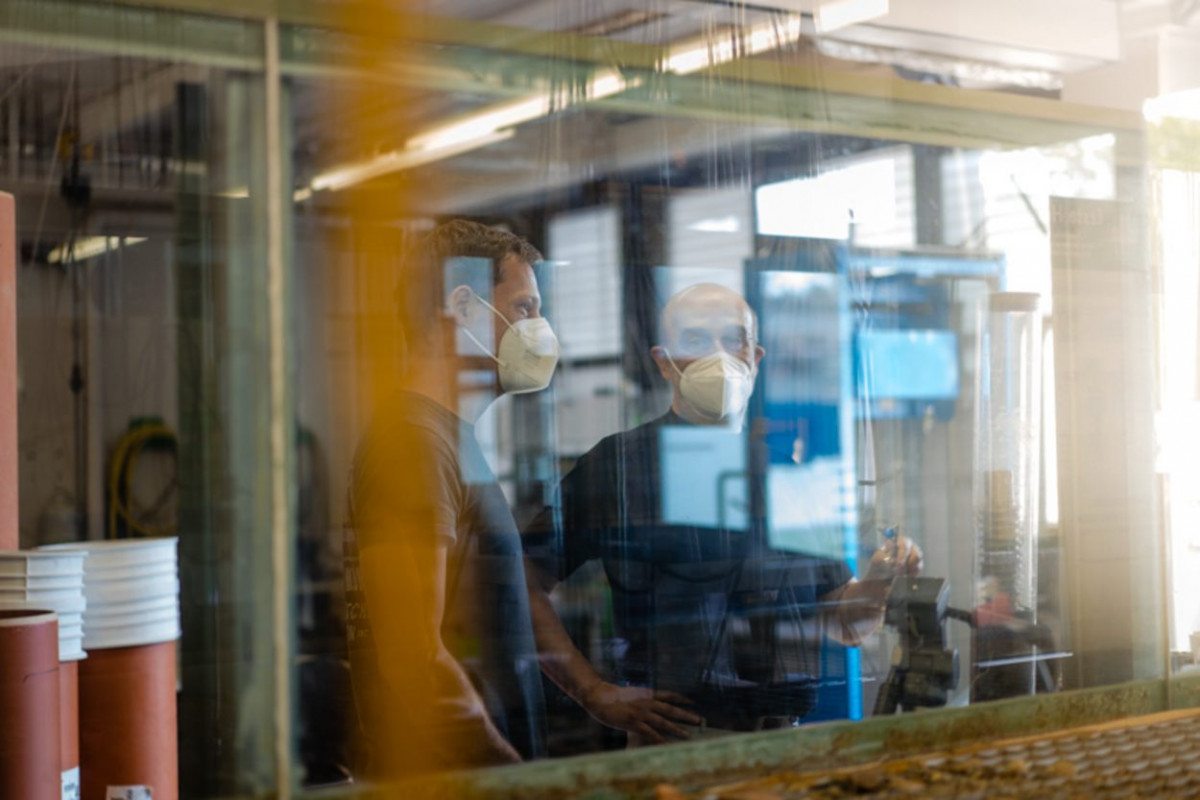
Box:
[447,284,474,324]
[649,346,675,382]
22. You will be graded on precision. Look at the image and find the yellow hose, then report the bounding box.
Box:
[106,423,178,539]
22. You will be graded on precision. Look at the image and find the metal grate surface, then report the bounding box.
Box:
[679,709,1200,799]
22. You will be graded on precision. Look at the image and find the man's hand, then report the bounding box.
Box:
[865,534,923,581]
[579,682,702,744]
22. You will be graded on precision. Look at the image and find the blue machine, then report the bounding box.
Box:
[743,240,1004,722]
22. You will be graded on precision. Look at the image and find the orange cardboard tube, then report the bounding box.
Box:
[60,658,80,774]
[79,641,178,800]
[0,609,62,800]
[0,192,17,551]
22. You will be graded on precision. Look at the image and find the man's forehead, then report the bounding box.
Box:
[664,299,754,338]
[497,256,539,293]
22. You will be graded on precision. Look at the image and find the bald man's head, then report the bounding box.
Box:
[658,283,759,358]
[651,283,766,424]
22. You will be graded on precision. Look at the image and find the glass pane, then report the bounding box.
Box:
[12,0,1200,796]
[279,3,1176,792]
[3,3,281,796]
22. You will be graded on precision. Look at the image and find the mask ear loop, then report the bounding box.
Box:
[661,347,686,379]
[458,292,514,365]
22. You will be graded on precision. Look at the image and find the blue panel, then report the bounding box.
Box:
[857,329,960,400]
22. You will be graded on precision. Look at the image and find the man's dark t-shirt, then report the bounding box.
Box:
[523,412,852,713]
[344,391,545,773]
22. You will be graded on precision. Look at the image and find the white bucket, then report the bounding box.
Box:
[42,538,177,570]
[40,539,180,652]
[83,561,176,582]
[84,595,175,619]
[0,573,87,591]
[83,618,180,650]
[0,593,86,613]
[83,575,178,607]
[0,551,86,577]
[86,607,178,631]
[0,586,86,604]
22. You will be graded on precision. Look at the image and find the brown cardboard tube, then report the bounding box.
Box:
[79,641,177,800]
[0,609,62,800]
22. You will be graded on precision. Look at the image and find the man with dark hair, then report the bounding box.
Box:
[523,283,921,746]
[394,219,546,354]
[344,220,556,778]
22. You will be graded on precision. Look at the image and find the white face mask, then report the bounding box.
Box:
[666,350,756,420]
[460,293,559,394]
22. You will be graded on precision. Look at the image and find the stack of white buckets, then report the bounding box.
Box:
[0,548,87,800]
[42,537,180,800]
[45,538,181,649]
[0,549,86,659]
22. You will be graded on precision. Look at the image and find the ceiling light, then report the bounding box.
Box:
[588,69,638,100]
[665,16,804,75]
[309,130,514,193]
[306,14,800,191]
[408,96,550,152]
[47,236,147,265]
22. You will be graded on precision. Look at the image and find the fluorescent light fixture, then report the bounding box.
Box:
[307,14,799,194]
[815,0,889,34]
[309,129,514,193]
[307,65,638,194]
[408,96,551,152]
[666,37,737,75]
[217,186,250,199]
[588,69,636,100]
[47,236,147,265]
[406,70,634,155]
[666,16,803,75]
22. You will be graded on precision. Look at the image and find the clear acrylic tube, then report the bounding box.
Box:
[973,292,1043,623]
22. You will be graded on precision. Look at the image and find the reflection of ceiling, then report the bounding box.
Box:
[420,0,1126,75]
[0,0,1163,213]
[429,0,785,43]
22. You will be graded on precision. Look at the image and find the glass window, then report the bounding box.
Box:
[7,0,1200,796]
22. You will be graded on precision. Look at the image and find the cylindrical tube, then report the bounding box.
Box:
[972,292,1043,621]
[78,642,177,800]
[0,192,17,551]
[0,609,62,800]
[59,659,80,800]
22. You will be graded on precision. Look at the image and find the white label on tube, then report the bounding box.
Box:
[61,766,79,800]
[105,787,152,800]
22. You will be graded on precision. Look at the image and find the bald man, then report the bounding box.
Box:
[522,284,920,747]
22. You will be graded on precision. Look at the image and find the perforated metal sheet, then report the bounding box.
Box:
[685,709,1200,799]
